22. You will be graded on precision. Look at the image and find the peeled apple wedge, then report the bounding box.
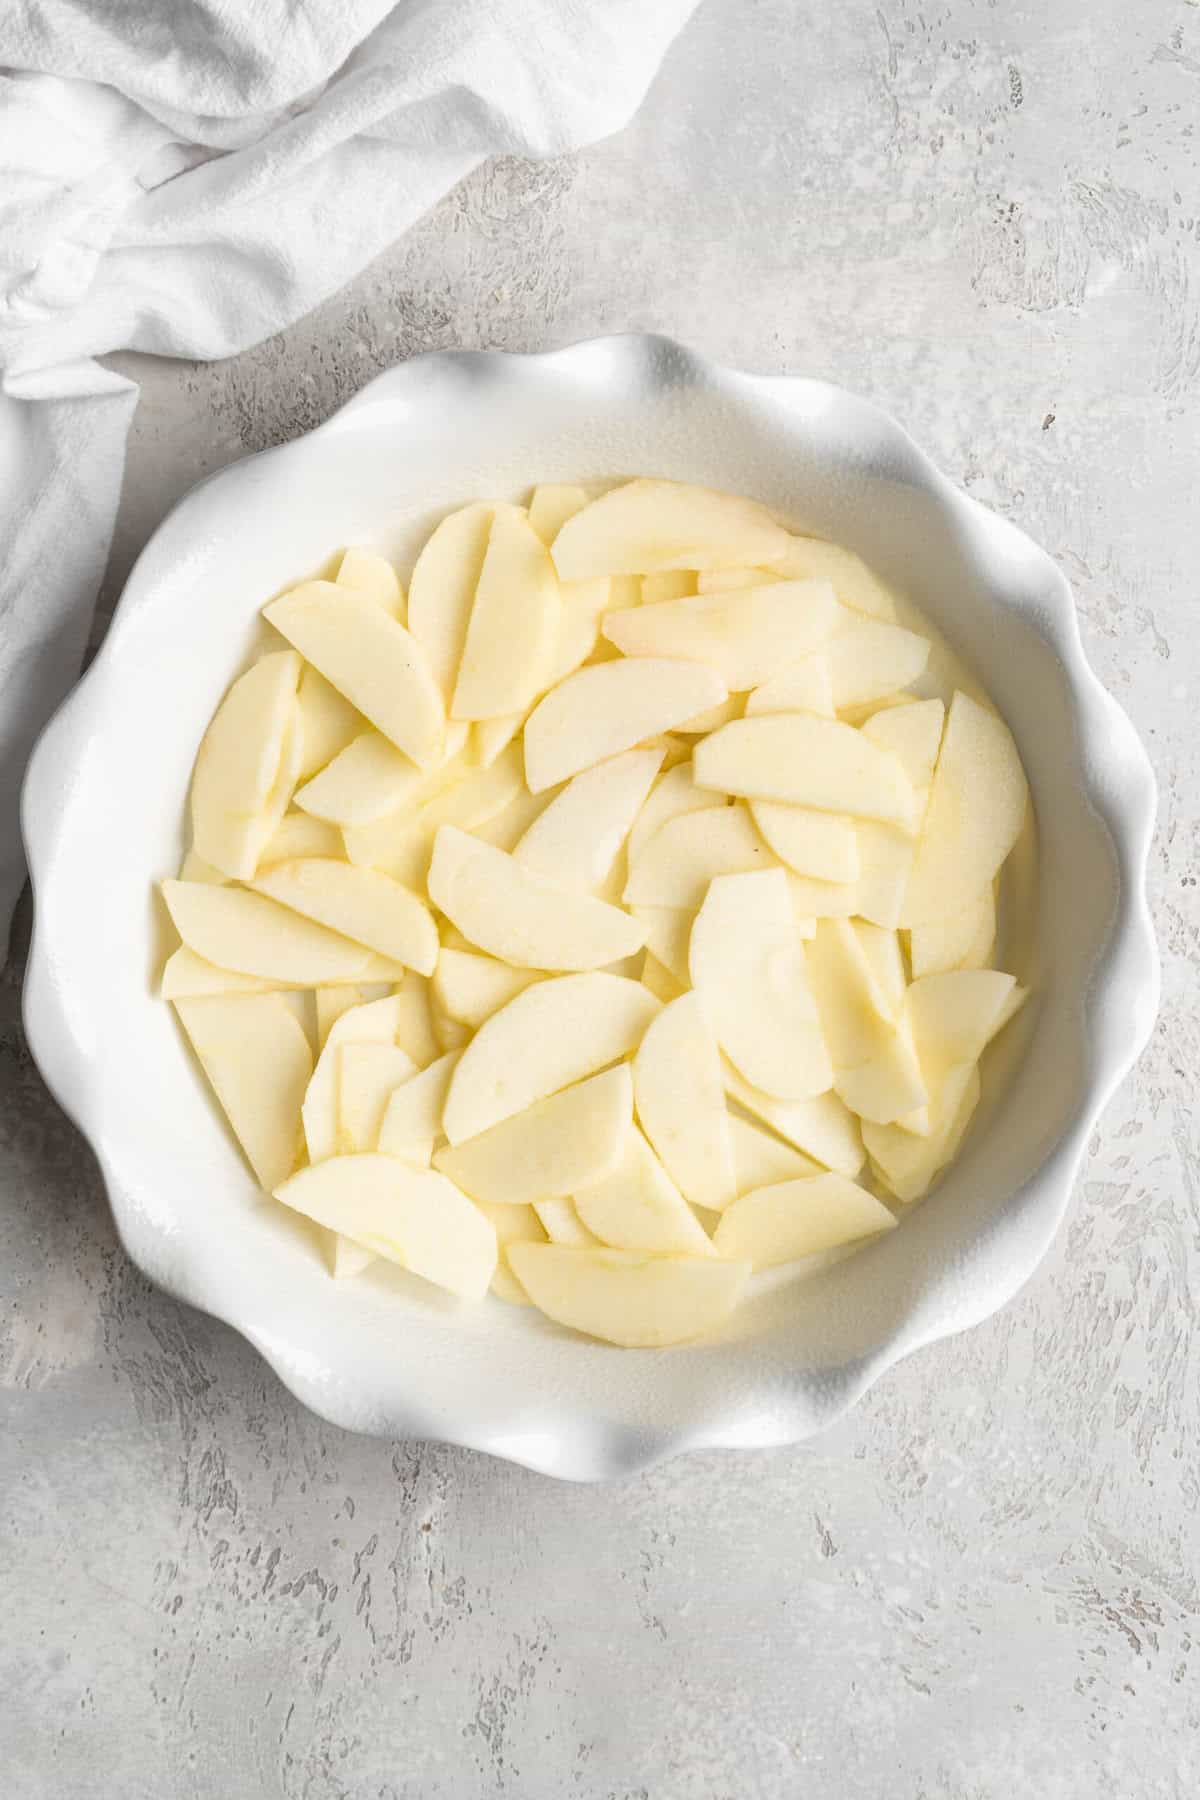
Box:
[825,618,930,710]
[631,905,695,985]
[532,1198,598,1247]
[189,650,301,879]
[851,921,907,1018]
[174,993,311,1191]
[745,657,835,719]
[252,858,438,974]
[428,826,646,972]
[406,501,494,699]
[545,578,614,685]
[902,692,1028,925]
[905,969,1018,1074]
[601,580,838,690]
[524,658,727,792]
[294,731,426,826]
[727,1115,821,1197]
[337,548,403,613]
[514,748,663,891]
[302,993,406,1164]
[723,1060,865,1177]
[295,666,361,779]
[433,1065,631,1207]
[805,920,926,1124]
[265,583,445,770]
[550,478,790,579]
[574,1127,714,1257]
[908,888,996,979]
[161,947,398,1001]
[632,993,736,1211]
[713,1174,896,1270]
[640,951,687,1004]
[341,742,521,878]
[864,1063,981,1203]
[432,948,543,1028]
[626,764,725,866]
[507,1243,750,1348]
[694,715,917,829]
[179,849,226,884]
[691,871,832,1101]
[275,1155,497,1301]
[624,805,779,910]
[316,982,385,1047]
[750,803,860,884]
[860,698,945,788]
[377,1051,461,1166]
[764,535,899,623]
[392,972,439,1067]
[442,973,659,1144]
[260,810,344,867]
[162,880,373,984]
[452,505,561,720]
[527,483,589,544]
[338,1042,418,1152]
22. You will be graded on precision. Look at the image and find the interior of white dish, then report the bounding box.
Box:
[25,341,1134,1474]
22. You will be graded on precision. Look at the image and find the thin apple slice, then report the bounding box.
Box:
[860,697,945,787]
[473,1199,547,1302]
[162,947,276,999]
[428,826,646,972]
[551,478,790,578]
[574,1126,714,1257]
[852,822,915,931]
[189,650,301,879]
[531,1198,597,1247]
[750,803,860,883]
[513,748,663,891]
[905,969,1017,1073]
[764,535,898,622]
[833,1020,927,1125]
[179,849,226,884]
[338,1042,418,1152]
[432,949,543,1028]
[162,880,372,984]
[908,888,996,979]
[641,571,697,602]
[546,578,613,685]
[387,972,435,1066]
[632,993,736,1210]
[275,1155,497,1300]
[527,483,590,544]
[260,810,345,866]
[902,692,1028,925]
[377,1051,461,1165]
[826,618,931,710]
[315,982,390,1048]
[341,742,521,877]
[723,1060,865,1176]
[525,658,727,792]
[302,993,406,1162]
[442,973,658,1143]
[174,993,311,1191]
[295,666,361,779]
[641,951,686,1004]
[745,656,834,718]
[452,505,561,720]
[631,905,694,984]
[694,715,916,828]
[713,1174,896,1269]
[265,583,445,770]
[337,548,403,613]
[434,1065,631,1207]
[508,1243,749,1347]
[602,580,838,689]
[690,870,831,1100]
[624,805,779,909]
[406,501,494,699]
[805,920,925,1123]
[852,921,907,1017]
[727,1115,821,1197]
[294,731,426,826]
[627,764,725,866]
[252,858,438,975]
[864,1063,981,1203]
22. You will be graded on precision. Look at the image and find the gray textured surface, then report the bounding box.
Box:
[3,3,1198,1795]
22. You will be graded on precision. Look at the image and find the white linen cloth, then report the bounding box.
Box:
[0,0,699,952]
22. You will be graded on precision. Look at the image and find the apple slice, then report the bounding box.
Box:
[531,1198,597,1247]
[431,1000,471,1055]
[860,697,945,787]
[908,888,996,979]
[602,580,838,689]
[406,501,494,699]
[851,822,914,932]
[341,742,521,878]
[825,618,931,710]
[624,805,779,909]
[641,571,697,602]
[442,973,658,1143]
[428,826,646,972]
[527,482,590,544]
[764,535,898,622]
[472,1198,547,1301]
[745,656,835,718]
[432,949,543,1028]
[174,993,311,1191]
[750,803,860,884]
[513,748,663,891]
[294,731,426,826]
[265,583,445,770]
[727,1114,821,1197]
[275,1155,497,1301]
[507,1243,749,1347]
[905,969,1017,1073]
[452,505,561,720]
[162,948,277,999]
[551,478,790,578]
[902,692,1028,925]
[723,1060,865,1176]
[632,993,736,1210]
[338,1042,418,1152]
[852,921,907,1017]
[641,951,686,1004]
[524,658,727,792]
[178,849,226,884]
[690,871,832,1100]
[694,715,916,828]
[296,666,361,779]
[546,578,613,685]
[189,650,301,879]
[434,1065,631,1207]
[713,1174,896,1269]
[679,695,742,734]
[162,880,371,984]
[804,920,926,1123]
[631,906,694,984]
[259,810,345,867]
[301,992,405,1163]
[337,548,403,614]
[389,972,436,1066]
[316,982,385,1047]
[252,858,438,975]
[377,1051,461,1165]
[864,1063,981,1203]
[574,1126,714,1256]
[627,764,725,866]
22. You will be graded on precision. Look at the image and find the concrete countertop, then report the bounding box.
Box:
[3,3,1197,1795]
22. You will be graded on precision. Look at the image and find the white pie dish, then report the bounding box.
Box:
[21,336,1158,1481]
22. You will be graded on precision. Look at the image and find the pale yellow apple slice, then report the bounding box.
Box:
[678,694,742,734]
[853,821,918,932]
[432,949,543,1028]
[433,1065,631,1207]
[804,920,925,1123]
[727,1114,821,1197]
[377,1051,461,1165]
[161,948,396,1001]
[623,805,779,909]
[713,1173,896,1269]
[641,570,697,602]
[431,1000,471,1055]
[390,972,437,1065]
[178,849,226,884]
[723,1060,865,1176]
[860,697,945,786]
[406,501,494,698]
[442,973,658,1143]
[905,969,1017,1073]
[749,803,860,884]
[690,870,832,1100]
[341,742,520,876]
[851,921,907,1017]
[627,764,725,866]
[834,1019,928,1126]
[902,692,1028,925]
[265,583,445,770]
[631,906,694,984]
[745,655,835,718]
[259,810,345,866]
[632,993,736,1210]
[251,858,438,975]
[275,1155,497,1300]
[174,993,311,1191]
[694,715,916,828]
[864,1063,981,1203]
[294,730,426,826]
[508,1243,749,1347]
[338,1042,418,1152]
[301,992,405,1163]
[162,880,371,984]
[471,713,523,769]
[337,548,403,613]
[472,1199,546,1302]
[640,951,687,1004]
[908,888,996,979]
[763,535,898,622]
[825,618,931,710]
[524,658,727,792]
[602,580,838,690]
[452,505,561,721]
[295,666,361,779]
[574,1126,714,1257]
[551,478,790,578]
[189,650,301,879]
[427,826,646,972]
[546,578,613,685]
[531,1198,598,1247]
[527,482,590,544]
[513,748,663,891]
[315,982,390,1048]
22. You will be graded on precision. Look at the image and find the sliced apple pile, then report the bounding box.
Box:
[161,480,1031,1345]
